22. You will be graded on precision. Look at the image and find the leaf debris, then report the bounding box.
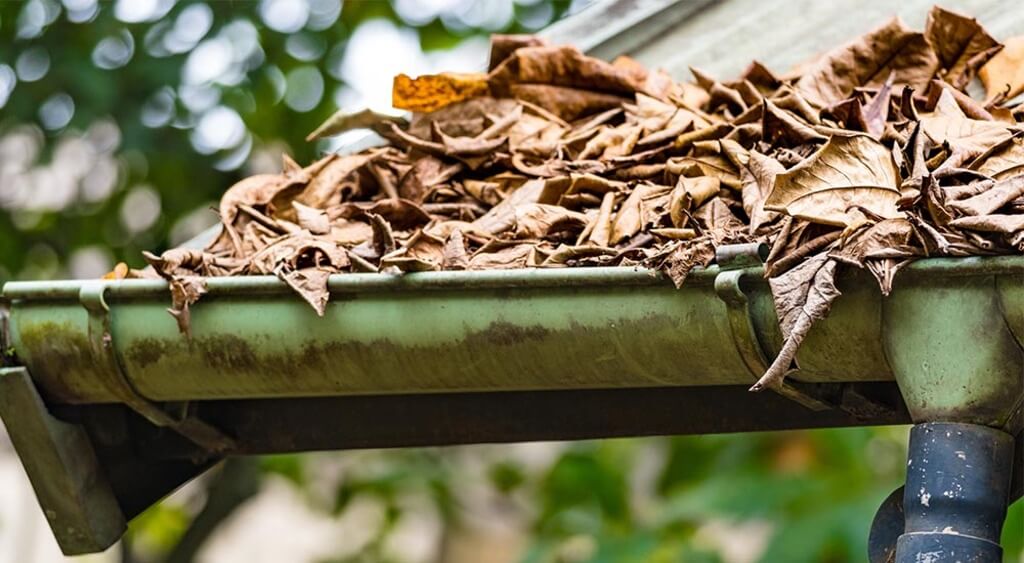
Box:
[141,6,1024,388]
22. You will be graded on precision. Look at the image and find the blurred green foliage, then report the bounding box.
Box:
[0,0,569,281]
[0,1,1020,562]
[131,427,1022,562]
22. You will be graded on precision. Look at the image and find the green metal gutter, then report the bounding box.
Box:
[3,254,1022,426]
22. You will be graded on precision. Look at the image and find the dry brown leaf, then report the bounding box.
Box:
[281,267,333,316]
[765,134,901,226]
[513,203,588,239]
[340,198,432,231]
[795,17,939,108]
[508,112,567,156]
[507,84,626,122]
[610,184,672,243]
[407,97,521,139]
[762,99,827,145]
[722,140,785,233]
[831,218,918,267]
[667,154,740,189]
[306,108,405,141]
[587,191,618,247]
[327,220,373,246]
[659,238,716,288]
[637,108,695,147]
[668,176,719,228]
[542,244,616,266]
[928,79,994,121]
[442,229,470,270]
[488,34,548,71]
[247,233,349,275]
[650,227,697,240]
[398,156,464,201]
[469,242,538,270]
[294,202,331,235]
[279,153,376,215]
[949,175,1024,216]
[142,250,217,336]
[166,276,207,337]
[489,44,648,97]
[924,6,1001,88]
[210,171,307,254]
[979,36,1024,102]
[970,136,1024,179]
[381,230,446,272]
[143,248,209,277]
[462,180,504,206]
[864,78,894,138]
[752,253,841,391]
[950,214,1024,233]
[632,93,678,134]
[578,123,642,160]
[471,178,545,235]
[694,198,746,240]
[365,213,396,258]
[920,114,1012,158]
[435,123,508,156]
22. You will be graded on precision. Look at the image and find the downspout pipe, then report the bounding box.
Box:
[895,422,1015,563]
[869,259,1023,562]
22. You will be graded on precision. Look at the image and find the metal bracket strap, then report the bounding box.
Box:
[78,281,235,453]
[1,297,14,368]
[0,366,126,554]
[713,244,836,411]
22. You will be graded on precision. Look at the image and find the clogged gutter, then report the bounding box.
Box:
[131,6,1024,392]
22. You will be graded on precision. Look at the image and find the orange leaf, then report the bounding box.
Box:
[102,262,129,280]
[392,72,489,113]
[980,36,1024,102]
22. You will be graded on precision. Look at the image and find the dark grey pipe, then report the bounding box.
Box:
[895,422,1015,563]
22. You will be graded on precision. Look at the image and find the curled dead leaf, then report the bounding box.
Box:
[752,254,841,391]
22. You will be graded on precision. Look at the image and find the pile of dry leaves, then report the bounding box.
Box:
[137,6,1024,391]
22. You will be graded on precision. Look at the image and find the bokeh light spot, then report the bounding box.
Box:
[114,0,173,23]
[120,185,162,234]
[284,65,324,112]
[0,65,16,109]
[260,0,310,33]
[15,46,50,83]
[92,30,136,70]
[191,105,246,154]
[39,92,75,130]
[141,87,177,128]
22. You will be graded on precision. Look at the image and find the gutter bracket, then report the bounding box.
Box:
[1,296,16,368]
[78,281,235,454]
[0,366,126,554]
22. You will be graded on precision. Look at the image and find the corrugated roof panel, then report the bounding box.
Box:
[547,0,1024,81]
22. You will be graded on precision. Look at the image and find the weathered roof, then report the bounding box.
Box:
[544,0,1024,80]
